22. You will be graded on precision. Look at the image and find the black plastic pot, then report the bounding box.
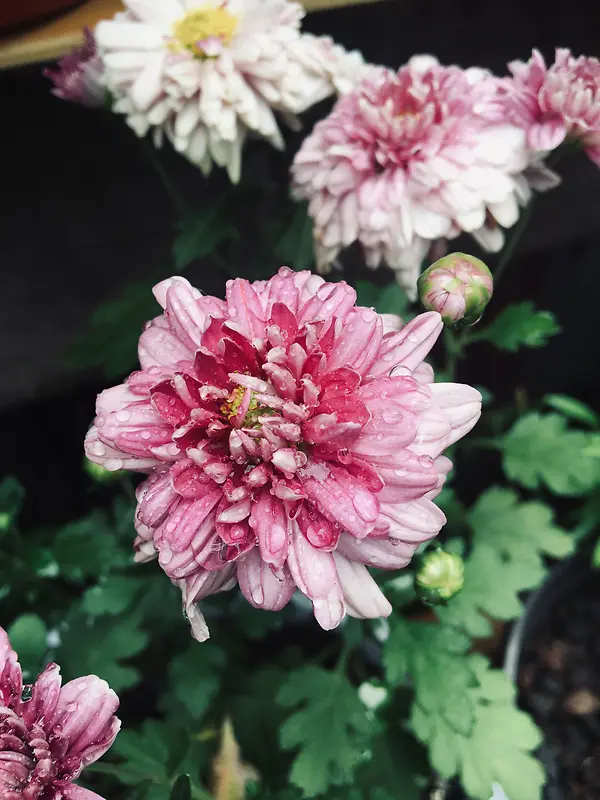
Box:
[451,552,597,800]
[503,551,600,800]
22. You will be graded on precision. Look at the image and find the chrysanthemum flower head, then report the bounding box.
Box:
[505,48,600,166]
[44,28,105,108]
[0,626,120,799]
[95,0,356,182]
[292,56,531,296]
[86,267,481,640]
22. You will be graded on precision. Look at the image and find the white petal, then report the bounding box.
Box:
[131,51,167,111]
[95,21,163,50]
[126,0,184,25]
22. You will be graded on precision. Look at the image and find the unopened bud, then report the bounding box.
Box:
[418,252,493,326]
[415,548,465,605]
[84,458,122,484]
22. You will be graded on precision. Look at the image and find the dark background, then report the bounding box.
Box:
[1,0,600,521]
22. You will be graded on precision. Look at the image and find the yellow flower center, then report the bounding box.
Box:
[172,5,238,58]
[222,387,276,428]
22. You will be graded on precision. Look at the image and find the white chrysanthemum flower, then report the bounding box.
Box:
[95,0,353,181]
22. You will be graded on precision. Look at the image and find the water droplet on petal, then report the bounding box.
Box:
[116,410,131,423]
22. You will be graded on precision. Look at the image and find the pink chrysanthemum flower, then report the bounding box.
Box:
[292,55,530,296]
[94,0,354,182]
[504,48,600,165]
[85,268,481,640]
[0,626,120,799]
[44,29,105,108]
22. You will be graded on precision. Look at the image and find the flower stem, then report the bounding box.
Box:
[443,326,469,381]
[141,137,188,217]
[492,196,536,285]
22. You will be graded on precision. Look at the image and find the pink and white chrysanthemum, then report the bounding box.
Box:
[85,268,481,640]
[44,28,105,108]
[0,627,120,800]
[292,55,530,296]
[504,48,600,166]
[94,0,351,182]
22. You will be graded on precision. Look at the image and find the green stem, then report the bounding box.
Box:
[443,326,469,382]
[492,196,536,285]
[141,138,188,217]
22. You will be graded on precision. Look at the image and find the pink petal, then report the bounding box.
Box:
[332,554,392,618]
[430,383,482,446]
[63,786,107,800]
[85,427,160,472]
[179,566,237,641]
[336,533,416,569]
[137,468,178,527]
[368,312,442,378]
[248,489,289,569]
[138,320,193,369]
[154,276,205,350]
[528,118,567,151]
[50,676,120,765]
[287,521,339,599]
[20,663,62,727]
[237,549,296,610]
[225,278,266,338]
[154,493,220,553]
[302,464,379,537]
[312,584,346,630]
[377,452,439,503]
[0,627,22,707]
[328,307,383,375]
[377,497,446,544]
[297,281,356,325]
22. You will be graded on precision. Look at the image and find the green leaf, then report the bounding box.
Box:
[82,574,146,616]
[164,642,225,721]
[593,538,600,569]
[68,278,160,377]
[170,775,192,800]
[437,487,574,636]
[472,301,560,351]
[275,202,315,271]
[388,620,545,800]
[277,665,374,797]
[0,476,25,530]
[544,394,600,428]
[502,412,600,494]
[106,720,210,800]
[57,611,149,691]
[384,622,476,736]
[53,510,126,582]
[7,614,47,676]
[173,202,234,270]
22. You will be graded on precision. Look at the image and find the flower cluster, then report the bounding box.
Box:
[0,627,119,800]
[293,48,600,295]
[92,0,364,182]
[86,268,481,640]
[504,48,600,165]
[292,56,530,295]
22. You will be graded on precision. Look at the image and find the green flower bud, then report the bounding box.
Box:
[84,458,123,484]
[415,548,465,605]
[418,252,493,326]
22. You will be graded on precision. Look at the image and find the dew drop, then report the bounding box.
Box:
[116,410,131,423]
[418,455,434,469]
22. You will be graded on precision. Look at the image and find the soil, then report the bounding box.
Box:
[519,574,600,799]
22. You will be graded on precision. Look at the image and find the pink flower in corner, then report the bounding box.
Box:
[0,626,120,800]
[44,29,105,108]
[85,268,482,640]
[505,48,600,165]
[292,56,530,296]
